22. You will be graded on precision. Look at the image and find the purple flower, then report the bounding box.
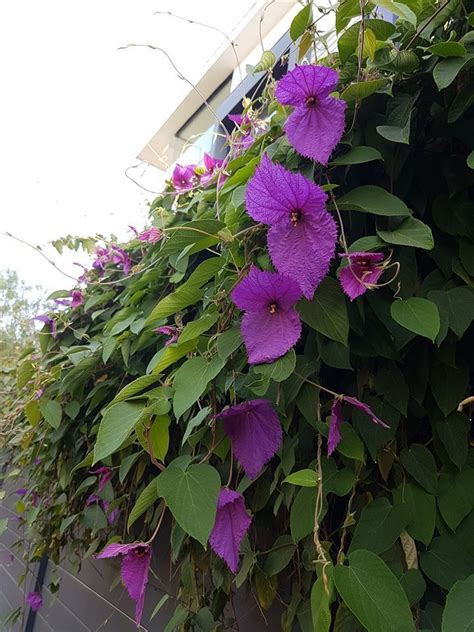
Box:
[86,493,100,506]
[102,500,119,525]
[338,252,385,301]
[27,592,43,612]
[34,314,57,338]
[172,164,198,192]
[15,488,28,497]
[32,388,44,400]
[231,267,302,364]
[228,113,250,126]
[200,153,227,187]
[110,246,132,275]
[328,396,389,455]
[33,457,42,465]
[31,492,40,507]
[275,65,347,165]
[138,227,162,244]
[245,156,337,299]
[90,466,112,493]
[154,325,179,346]
[96,542,152,626]
[216,399,282,480]
[70,290,84,309]
[209,489,252,573]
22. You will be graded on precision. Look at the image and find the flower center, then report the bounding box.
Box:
[357,259,372,272]
[290,210,302,226]
[269,302,278,314]
[306,95,316,107]
[180,179,187,185]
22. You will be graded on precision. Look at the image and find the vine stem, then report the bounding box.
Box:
[337,463,361,564]
[327,183,349,255]
[294,373,339,398]
[145,504,167,545]
[405,0,451,49]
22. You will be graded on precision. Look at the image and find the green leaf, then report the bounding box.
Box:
[436,412,469,469]
[38,399,62,429]
[160,220,226,257]
[400,444,438,494]
[342,79,389,102]
[338,19,396,63]
[217,326,242,360]
[173,355,224,418]
[0,518,7,537]
[433,55,474,90]
[428,41,467,57]
[93,402,145,464]
[438,467,474,531]
[332,146,383,165]
[400,569,426,606]
[349,498,407,555]
[467,150,474,169]
[111,374,161,404]
[338,186,411,216]
[420,536,474,590]
[376,0,417,23]
[127,478,160,530]
[178,312,219,344]
[430,364,469,416]
[393,483,436,546]
[290,486,317,542]
[148,339,197,375]
[156,463,220,547]
[146,257,224,325]
[283,469,317,487]
[390,298,440,342]
[263,535,296,576]
[253,349,296,382]
[290,3,312,41]
[442,574,474,632]
[333,549,416,632]
[17,361,34,389]
[336,0,364,32]
[182,406,211,446]
[25,401,41,427]
[81,504,107,530]
[378,217,434,249]
[251,50,276,73]
[311,567,334,632]
[298,277,349,345]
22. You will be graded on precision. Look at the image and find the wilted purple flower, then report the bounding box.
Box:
[229,112,267,156]
[54,297,71,306]
[70,290,84,309]
[138,227,162,244]
[102,500,119,525]
[90,466,112,493]
[33,457,42,465]
[74,262,89,283]
[154,325,179,346]
[128,225,139,236]
[86,493,100,506]
[216,399,282,479]
[34,314,57,338]
[328,395,389,455]
[31,492,40,507]
[96,542,152,626]
[172,164,198,192]
[275,65,347,165]
[246,156,337,299]
[200,153,227,187]
[338,252,385,301]
[209,489,252,573]
[32,388,44,400]
[231,267,302,364]
[27,592,43,612]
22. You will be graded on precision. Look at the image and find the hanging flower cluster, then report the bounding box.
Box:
[92,244,132,276]
[171,152,227,192]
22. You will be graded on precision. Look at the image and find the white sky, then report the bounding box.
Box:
[0,0,269,294]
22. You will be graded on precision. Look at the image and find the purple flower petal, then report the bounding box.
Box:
[328,399,343,455]
[70,290,84,309]
[338,252,385,300]
[172,164,198,192]
[231,267,302,364]
[90,466,112,492]
[231,266,302,313]
[241,308,301,364]
[275,65,346,165]
[138,227,162,243]
[216,399,282,479]
[97,542,151,626]
[27,592,43,612]
[154,325,179,346]
[209,489,252,573]
[245,157,337,298]
[344,396,390,428]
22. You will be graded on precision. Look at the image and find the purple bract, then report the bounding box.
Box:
[216,399,282,479]
[209,488,252,573]
[246,155,337,299]
[231,266,302,364]
[275,65,346,165]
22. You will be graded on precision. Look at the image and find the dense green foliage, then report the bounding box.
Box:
[3,1,474,629]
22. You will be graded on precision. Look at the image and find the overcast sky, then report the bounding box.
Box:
[0,0,269,294]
